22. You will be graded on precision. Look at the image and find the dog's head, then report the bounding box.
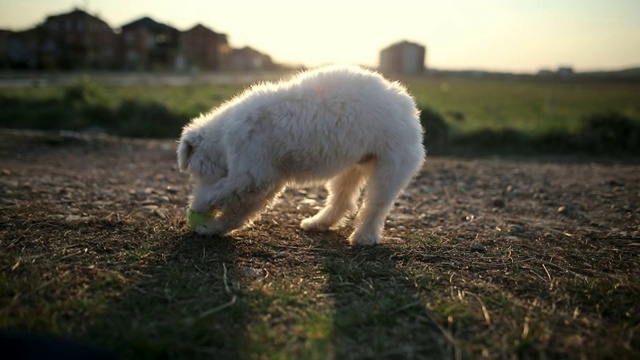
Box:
[177,127,227,179]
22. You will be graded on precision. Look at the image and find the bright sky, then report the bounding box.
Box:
[2,0,639,72]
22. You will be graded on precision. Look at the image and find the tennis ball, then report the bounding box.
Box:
[186,208,214,228]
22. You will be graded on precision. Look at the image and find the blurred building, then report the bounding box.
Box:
[537,66,575,78]
[379,40,426,75]
[227,46,274,71]
[39,8,117,69]
[180,24,229,71]
[0,30,10,69]
[0,7,277,72]
[120,17,180,71]
[6,28,41,69]
[557,66,574,77]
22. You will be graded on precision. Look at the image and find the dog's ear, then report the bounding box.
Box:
[177,140,193,172]
[177,132,201,172]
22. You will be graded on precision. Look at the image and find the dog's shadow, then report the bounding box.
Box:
[310,234,448,359]
[87,232,247,359]
[89,226,448,359]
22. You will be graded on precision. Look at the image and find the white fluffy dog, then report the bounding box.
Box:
[178,65,425,245]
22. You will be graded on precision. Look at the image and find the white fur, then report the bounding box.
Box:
[177,65,425,245]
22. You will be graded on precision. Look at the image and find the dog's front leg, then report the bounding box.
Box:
[191,172,263,216]
[191,175,280,236]
[190,189,227,215]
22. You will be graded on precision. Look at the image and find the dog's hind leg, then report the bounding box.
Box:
[348,151,423,245]
[301,166,367,232]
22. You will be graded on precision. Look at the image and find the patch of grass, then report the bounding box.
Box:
[2,203,639,358]
[2,76,639,156]
[0,80,238,138]
[405,77,640,135]
[394,231,640,358]
[422,107,640,156]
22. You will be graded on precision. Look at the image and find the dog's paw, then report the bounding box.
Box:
[300,218,331,232]
[194,225,218,236]
[348,231,381,246]
[193,220,228,236]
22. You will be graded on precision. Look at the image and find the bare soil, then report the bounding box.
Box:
[1,129,639,359]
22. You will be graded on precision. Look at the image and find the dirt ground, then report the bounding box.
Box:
[3,129,637,248]
[1,129,639,358]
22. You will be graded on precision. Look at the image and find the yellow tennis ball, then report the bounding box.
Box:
[186,208,213,228]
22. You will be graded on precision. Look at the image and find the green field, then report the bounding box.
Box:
[1,75,639,154]
[404,76,640,135]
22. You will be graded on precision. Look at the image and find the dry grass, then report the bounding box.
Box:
[1,130,639,359]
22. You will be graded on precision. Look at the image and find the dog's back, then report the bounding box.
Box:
[250,65,424,183]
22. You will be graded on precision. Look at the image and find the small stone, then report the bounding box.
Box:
[243,268,265,278]
[165,186,179,194]
[492,198,505,208]
[391,213,416,222]
[300,198,318,205]
[471,242,486,252]
[607,180,625,187]
[93,200,114,206]
[399,193,413,200]
[557,206,567,214]
[507,224,525,234]
[153,208,167,219]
